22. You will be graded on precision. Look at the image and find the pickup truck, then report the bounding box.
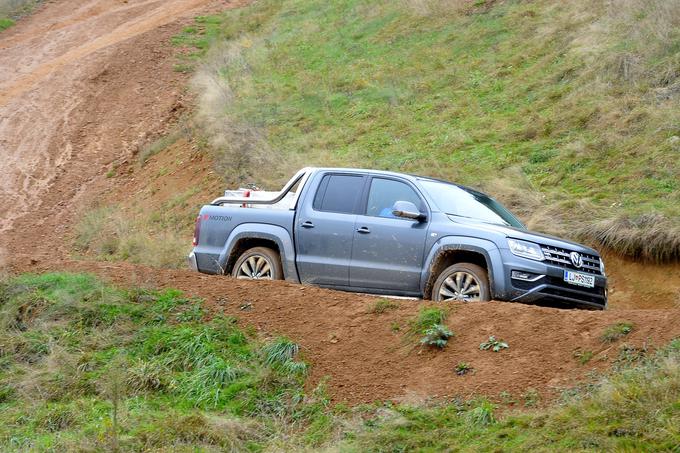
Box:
[188,168,608,309]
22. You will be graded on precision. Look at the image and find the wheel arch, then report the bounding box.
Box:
[219,224,299,282]
[421,237,500,300]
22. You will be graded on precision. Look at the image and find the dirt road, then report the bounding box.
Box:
[0,0,226,253]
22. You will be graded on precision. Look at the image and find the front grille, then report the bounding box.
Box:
[511,276,604,296]
[542,287,605,305]
[545,276,605,296]
[541,245,602,275]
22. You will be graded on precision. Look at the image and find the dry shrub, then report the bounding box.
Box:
[483,168,543,224]
[136,412,263,451]
[0,246,9,280]
[192,40,290,187]
[13,346,93,402]
[579,214,680,263]
[74,206,188,268]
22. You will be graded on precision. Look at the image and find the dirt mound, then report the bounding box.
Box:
[9,258,680,405]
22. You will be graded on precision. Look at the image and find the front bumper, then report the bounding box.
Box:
[498,249,607,310]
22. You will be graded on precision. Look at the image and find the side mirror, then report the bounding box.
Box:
[392,201,426,222]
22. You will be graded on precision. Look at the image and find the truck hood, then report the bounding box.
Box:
[446,215,600,256]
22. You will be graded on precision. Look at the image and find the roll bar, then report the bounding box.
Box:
[210,167,315,206]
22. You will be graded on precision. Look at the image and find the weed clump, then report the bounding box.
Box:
[408,307,453,349]
[420,324,454,349]
[479,336,509,352]
[411,307,448,333]
[371,298,398,314]
[601,322,634,343]
[455,362,473,376]
[580,214,680,263]
[466,400,496,426]
[573,349,595,365]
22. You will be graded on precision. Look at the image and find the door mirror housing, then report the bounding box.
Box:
[392,201,426,222]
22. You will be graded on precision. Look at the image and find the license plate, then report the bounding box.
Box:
[564,270,595,288]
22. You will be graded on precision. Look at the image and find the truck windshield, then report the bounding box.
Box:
[419,180,524,228]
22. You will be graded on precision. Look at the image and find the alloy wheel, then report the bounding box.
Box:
[236,255,273,280]
[438,271,481,301]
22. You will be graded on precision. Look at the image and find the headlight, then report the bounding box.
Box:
[599,258,606,276]
[507,239,544,261]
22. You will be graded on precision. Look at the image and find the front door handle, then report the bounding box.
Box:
[357,226,370,234]
[301,221,315,228]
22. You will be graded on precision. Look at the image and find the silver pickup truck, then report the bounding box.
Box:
[188,167,607,309]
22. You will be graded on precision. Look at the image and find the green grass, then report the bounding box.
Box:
[370,298,398,314]
[0,17,14,31]
[187,0,680,260]
[410,306,448,333]
[0,273,313,451]
[1,273,679,451]
[601,322,634,343]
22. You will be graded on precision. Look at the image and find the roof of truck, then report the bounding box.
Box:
[308,167,484,196]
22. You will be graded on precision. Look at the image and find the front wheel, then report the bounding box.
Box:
[432,263,490,302]
[231,247,283,280]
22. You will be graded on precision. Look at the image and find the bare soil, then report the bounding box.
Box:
[0,0,232,253]
[1,0,679,406]
[8,257,680,405]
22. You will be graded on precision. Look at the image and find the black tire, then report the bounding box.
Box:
[432,263,491,302]
[231,247,283,280]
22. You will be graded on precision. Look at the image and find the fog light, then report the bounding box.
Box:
[511,270,542,281]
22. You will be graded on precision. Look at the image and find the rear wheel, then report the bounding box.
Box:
[432,263,490,302]
[231,247,283,280]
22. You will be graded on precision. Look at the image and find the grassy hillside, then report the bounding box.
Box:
[179,0,680,261]
[1,273,679,451]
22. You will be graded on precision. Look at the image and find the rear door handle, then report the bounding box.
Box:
[357,226,370,234]
[301,221,315,228]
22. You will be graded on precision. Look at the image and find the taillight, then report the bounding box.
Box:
[192,215,201,246]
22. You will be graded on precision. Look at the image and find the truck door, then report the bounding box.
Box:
[349,177,429,293]
[295,172,367,286]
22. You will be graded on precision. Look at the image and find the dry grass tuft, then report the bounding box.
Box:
[599,0,680,86]
[580,214,680,263]
[192,40,294,187]
[74,206,188,268]
[137,122,190,166]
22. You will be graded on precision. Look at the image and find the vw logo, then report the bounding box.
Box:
[570,251,583,268]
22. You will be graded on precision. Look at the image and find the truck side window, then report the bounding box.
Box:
[313,174,364,214]
[366,178,424,218]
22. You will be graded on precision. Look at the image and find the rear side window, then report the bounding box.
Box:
[313,174,364,214]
